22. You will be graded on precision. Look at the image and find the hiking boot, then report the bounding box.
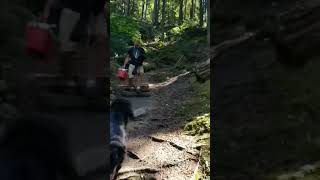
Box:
[128,78,136,90]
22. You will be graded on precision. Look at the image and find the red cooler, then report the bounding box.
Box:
[117,68,128,80]
[25,22,53,58]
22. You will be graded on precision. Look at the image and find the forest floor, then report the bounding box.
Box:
[113,69,206,180]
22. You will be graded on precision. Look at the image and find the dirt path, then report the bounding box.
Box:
[116,71,200,180]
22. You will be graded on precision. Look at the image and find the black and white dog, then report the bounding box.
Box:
[110,98,134,180]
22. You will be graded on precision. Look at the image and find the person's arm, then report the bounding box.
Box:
[42,0,55,20]
[123,48,133,67]
[123,54,130,67]
[141,48,146,63]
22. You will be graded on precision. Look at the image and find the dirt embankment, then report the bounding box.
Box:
[213,0,320,179]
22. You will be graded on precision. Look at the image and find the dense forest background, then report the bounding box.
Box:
[110,0,210,179]
[110,0,208,57]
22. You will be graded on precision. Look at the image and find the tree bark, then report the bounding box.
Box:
[161,0,166,39]
[184,0,187,20]
[127,0,130,16]
[153,0,159,26]
[145,0,149,19]
[266,4,320,67]
[199,0,203,27]
[132,0,136,16]
[190,0,194,19]
[179,0,183,24]
[161,0,166,26]
[142,0,145,19]
[194,32,256,82]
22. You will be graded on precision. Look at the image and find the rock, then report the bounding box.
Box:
[300,164,317,173]
[277,174,291,180]
[133,107,147,117]
[291,171,305,178]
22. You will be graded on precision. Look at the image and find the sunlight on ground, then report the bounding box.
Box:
[148,71,191,89]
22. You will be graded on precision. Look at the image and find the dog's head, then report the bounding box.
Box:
[110,98,134,125]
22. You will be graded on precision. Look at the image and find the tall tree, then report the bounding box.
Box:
[161,0,166,26]
[126,0,130,16]
[179,0,183,24]
[184,0,187,20]
[203,0,207,24]
[199,0,203,27]
[142,0,145,19]
[132,0,136,16]
[153,0,159,26]
[145,0,149,19]
[161,0,166,39]
[122,0,126,15]
[190,0,194,19]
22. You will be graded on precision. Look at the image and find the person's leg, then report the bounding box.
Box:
[137,65,145,88]
[57,8,81,90]
[58,8,80,52]
[85,12,108,101]
[128,64,136,88]
[86,13,107,89]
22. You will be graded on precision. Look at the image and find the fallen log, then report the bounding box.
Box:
[211,32,256,59]
[268,3,320,67]
[194,32,256,82]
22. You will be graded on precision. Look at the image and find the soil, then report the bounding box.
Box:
[115,70,201,180]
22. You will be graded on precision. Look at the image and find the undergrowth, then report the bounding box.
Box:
[180,78,210,179]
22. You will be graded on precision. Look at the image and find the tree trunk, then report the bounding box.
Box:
[194,32,257,82]
[184,0,187,20]
[267,4,320,67]
[132,0,136,16]
[190,0,194,19]
[153,0,159,26]
[179,0,183,24]
[199,0,203,27]
[145,0,149,19]
[142,0,145,19]
[122,0,125,15]
[127,0,130,16]
[204,0,207,24]
[161,0,166,26]
[161,0,166,39]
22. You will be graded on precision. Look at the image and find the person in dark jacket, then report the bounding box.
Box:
[123,40,146,89]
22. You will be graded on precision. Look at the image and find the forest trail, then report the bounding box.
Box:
[114,70,201,180]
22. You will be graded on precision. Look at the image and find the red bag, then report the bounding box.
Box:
[25,22,53,58]
[117,68,128,80]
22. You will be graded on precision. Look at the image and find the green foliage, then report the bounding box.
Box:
[147,30,208,78]
[184,113,210,135]
[110,15,142,56]
[184,113,211,178]
[174,77,210,179]
[167,20,198,37]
